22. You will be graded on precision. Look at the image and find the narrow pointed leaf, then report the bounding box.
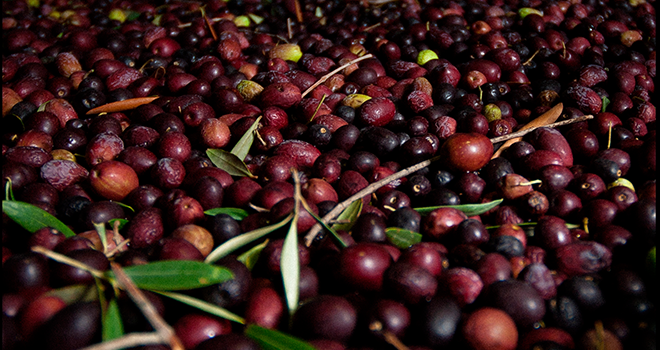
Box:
[414,198,504,216]
[93,222,108,254]
[237,239,269,270]
[204,207,250,221]
[485,222,539,230]
[231,116,262,161]
[331,199,362,231]
[281,216,300,316]
[85,96,159,115]
[303,203,348,249]
[245,325,317,350]
[206,149,255,178]
[386,227,423,249]
[154,291,245,324]
[106,260,233,291]
[102,298,124,341]
[206,214,293,264]
[45,284,98,304]
[3,200,76,237]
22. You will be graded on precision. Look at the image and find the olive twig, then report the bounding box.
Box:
[110,262,185,350]
[489,113,594,144]
[301,54,374,98]
[78,333,163,350]
[304,155,440,246]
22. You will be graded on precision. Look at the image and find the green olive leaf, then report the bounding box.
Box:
[414,198,503,216]
[205,214,293,264]
[385,227,423,249]
[602,96,610,113]
[105,260,233,291]
[331,199,363,231]
[206,149,256,178]
[125,10,141,21]
[204,207,250,221]
[231,116,262,161]
[2,200,76,238]
[107,218,129,231]
[245,324,318,350]
[154,291,245,324]
[93,222,109,254]
[303,201,348,249]
[102,297,124,341]
[281,215,300,316]
[45,284,98,304]
[237,239,269,270]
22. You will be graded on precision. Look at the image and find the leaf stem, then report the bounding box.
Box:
[301,54,374,98]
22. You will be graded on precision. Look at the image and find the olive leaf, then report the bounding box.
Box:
[237,239,269,270]
[601,96,610,113]
[204,207,250,221]
[86,96,159,115]
[385,227,423,249]
[205,214,293,264]
[331,199,362,231]
[206,149,256,178]
[105,260,233,291]
[302,201,348,249]
[245,325,318,350]
[102,297,124,342]
[45,284,98,304]
[492,103,563,159]
[231,116,262,161]
[414,198,503,216]
[108,218,129,231]
[154,291,245,324]
[307,94,327,123]
[93,222,109,254]
[2,200,76,238]
[281,215,300,316]
[125,10,141,22]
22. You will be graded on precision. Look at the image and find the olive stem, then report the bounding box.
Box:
[594,320,606,350]
[287,18,293,40]
[518,179,543,186]
[489,114,594,144]
[110,262,185,350]
[301,53,374,98]
[369,321,410,350]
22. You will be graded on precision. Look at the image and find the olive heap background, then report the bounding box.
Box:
[1,0,656,349]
